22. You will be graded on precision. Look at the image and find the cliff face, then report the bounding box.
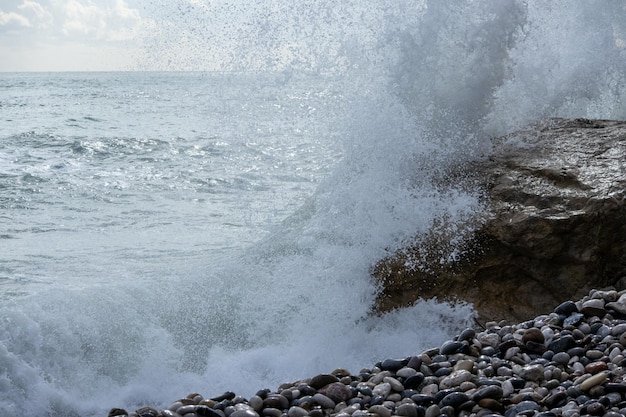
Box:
[373,118,626,323]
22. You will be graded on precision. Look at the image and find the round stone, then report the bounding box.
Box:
[310,374,340,389]
[554,301,578,316]
[581,299,606,317]
[319,382,352,403]
[522,328,545,345]
[368,405,391,417]
[547,335,576,353]
[440,340,464,355]
[249,396,264,412]
[263,395,289,410]
[396,403,418,417]
[424,404,440,417]
[506,400,540,416]
[383,376,404,392]
[380,358,408,372]
[458,328,476,342]
[397,367,418,378]
[552,351,571,365]
[312,393,335,409]
[231,410,260,417]
[477,398,503,411]
[262,408,282,417]
[579,372,608,391]
[585,361,608,374]
[287,406,309,417]
[473,385,503,401]
[373,382,391,398]
[439,392,469,409]
[136,407,159,417]
[585,401,606,416]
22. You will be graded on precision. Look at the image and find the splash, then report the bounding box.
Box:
[2,2,626,416]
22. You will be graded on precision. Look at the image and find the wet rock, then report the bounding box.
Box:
[373,119,626,323]
[309,374,340,389]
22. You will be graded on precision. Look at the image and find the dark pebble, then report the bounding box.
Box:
[309,374,339,389]
[606,383,626,393]
[458,328,476,342]
[440,341,464,355]
[473,385,503,401]
[554,301,578,316]
[411,394,435,406]
[407,356,422,370]
[504,400,540,417]
[263,394,289,410]
[211,392,237,402]
[370,395,385,406]
[380,358,409,371]
[547,335,576,353]
[563,313,585,327]
[585,401,606,415]
[543,391,567,408]
[198,406,224,417]
[439,392,470,409]
[136,407,159,417]
[439,405,456,417]
[510,378,526,389]
[481,346,497,356]
[525,340,546,354]
[402,389,420,398]
[108,409,128,417]
[404,373,425,389]
[477,398,504,411]
[255,389,271,399]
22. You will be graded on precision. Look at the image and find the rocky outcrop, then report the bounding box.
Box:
[373,118,626,323]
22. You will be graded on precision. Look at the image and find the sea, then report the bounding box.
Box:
[2,1,625,416]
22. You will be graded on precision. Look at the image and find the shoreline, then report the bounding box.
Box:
[109,288,626,417]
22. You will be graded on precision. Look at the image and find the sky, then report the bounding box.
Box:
[0,0,362,72]
[0,0,151,71]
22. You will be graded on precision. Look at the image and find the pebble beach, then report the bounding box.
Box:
[110,289,626,417]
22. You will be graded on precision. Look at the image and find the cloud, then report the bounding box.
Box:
[0,0,149,71]
[61,0,142,41]
[0,10,31,27]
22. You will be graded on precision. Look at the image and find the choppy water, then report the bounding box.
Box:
[2,1,625,416]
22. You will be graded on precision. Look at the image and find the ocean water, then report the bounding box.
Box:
[2,1,626,416]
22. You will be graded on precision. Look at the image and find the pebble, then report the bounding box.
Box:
[110,289,626,417]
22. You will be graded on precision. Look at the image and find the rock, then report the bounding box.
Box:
[522,328,545,345]
[518,364,544,382]
[579,372,608,391]
[554,301,578,316]
[309,374,340,389]
[581,299,606,317]
[372,118,626,322]
[319,382,352,403]
[135,407,159,417]
[312,393,335,409]
[380,358,408,371]
[439,392,470,409]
